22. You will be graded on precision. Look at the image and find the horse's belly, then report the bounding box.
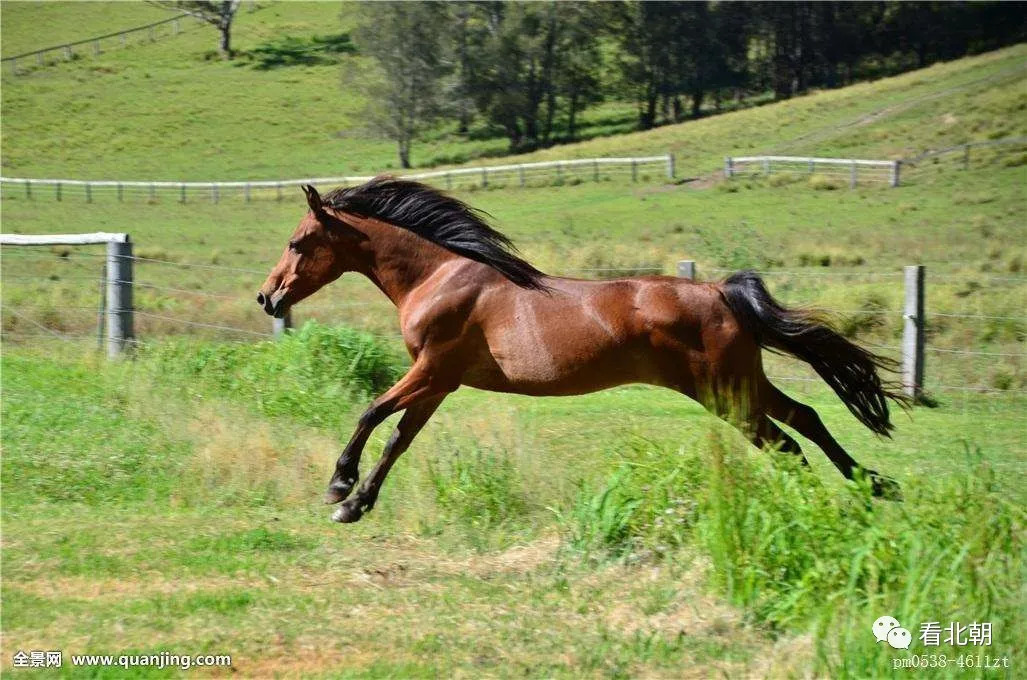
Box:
[461,335,648,396]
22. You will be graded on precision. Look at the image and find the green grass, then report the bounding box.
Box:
[3,327,1023,677]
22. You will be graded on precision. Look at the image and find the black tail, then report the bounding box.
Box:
[721,271,908,436]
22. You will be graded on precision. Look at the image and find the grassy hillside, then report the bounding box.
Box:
[2,7,1025,677]
[1,0,1025,179]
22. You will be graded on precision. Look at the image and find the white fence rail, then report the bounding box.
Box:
[0,154,675,203]
[725,155,901,187]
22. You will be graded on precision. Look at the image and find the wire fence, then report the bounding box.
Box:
[2,14,196,75]
[3,247,1024,398]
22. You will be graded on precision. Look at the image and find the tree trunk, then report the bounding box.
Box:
[567,90,579,140]
[398,139,411,169]
[691,88,703,118]
[219,21,232,59]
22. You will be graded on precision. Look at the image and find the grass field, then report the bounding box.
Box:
[2,3,1026,676]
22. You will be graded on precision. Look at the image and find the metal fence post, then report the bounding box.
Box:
[631,160,638,182]
[24,180,31,200]
[85,183,92,203]
[244,183,251,203]
[481,167,488,188]
[724,157,733,178]
[902,265,925,400]
[117,183,123,202]
[211,183,219,203]
[677,260,696,280]
[666,152,675,179]
[763,158,770,175]
[849,161,857,189]
[56,182,62,201]
[519,165,526,187]
[593,160,599,182]
[273,311,292,338]
[890,160,901,188]
[107,238,134,358]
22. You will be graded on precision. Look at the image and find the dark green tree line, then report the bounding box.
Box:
[354,1,1027,162]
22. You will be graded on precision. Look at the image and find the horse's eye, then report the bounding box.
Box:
[288,240,300,252]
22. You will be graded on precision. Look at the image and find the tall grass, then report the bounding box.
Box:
[144,321,405,429]
[564,428,1025,675]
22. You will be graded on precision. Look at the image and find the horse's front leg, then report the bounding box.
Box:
[332,394,446,523]
[323,357,450,505]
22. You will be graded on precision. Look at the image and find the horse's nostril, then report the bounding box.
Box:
[256,292,266,306]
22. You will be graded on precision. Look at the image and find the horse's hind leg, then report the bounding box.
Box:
[763,383,901,499]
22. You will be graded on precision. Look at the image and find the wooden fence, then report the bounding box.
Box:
[0,154,676,203]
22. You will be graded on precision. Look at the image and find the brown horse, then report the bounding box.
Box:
[258,178,904,523]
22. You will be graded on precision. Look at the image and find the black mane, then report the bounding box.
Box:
[322,176,548,290]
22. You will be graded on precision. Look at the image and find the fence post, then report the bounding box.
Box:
[677,260,696,280]
[85,183,92,203]
[106,238,134,358]
[273,311,292,338]
[180,183,186,203]
[117,183,123,202]
[724,157,733,178]
[890,160,901,188]
[93,40,101,55]
[244,183,251,203]
[10,57,17,75]
[149,183,156,202]
[849,161,857,189]
[24,180,31,200]
[762,158,770,175]
[64,45,72,60]
[481,167,488,188]
[211,183,219,203]
[446,172,452,190]
[631,160,638,182]
[963,144,970,170]
[173,19,180,35]
[519,165,526,187]
[593,160,599,182]
[56,182,62,201]
[276,183,283,201]
[808,159,815,174]
[557,162,563,182]
[902,265,925,401]
[666,152,675,179]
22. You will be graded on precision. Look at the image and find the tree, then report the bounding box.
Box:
[356,2,451,169]
[149,1,241,59]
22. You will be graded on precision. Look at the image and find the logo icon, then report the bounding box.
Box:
[873,615,901,643]
[887,627,912,650]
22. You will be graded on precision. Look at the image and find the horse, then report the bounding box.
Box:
[257,177,905,523]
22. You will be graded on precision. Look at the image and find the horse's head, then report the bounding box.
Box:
[257,185,355,318]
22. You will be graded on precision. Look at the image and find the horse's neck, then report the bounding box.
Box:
[346,215,458,308]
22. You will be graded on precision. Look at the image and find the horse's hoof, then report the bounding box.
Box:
[323,478,356,505]
[869,473,903,501]
[332,501,363,523]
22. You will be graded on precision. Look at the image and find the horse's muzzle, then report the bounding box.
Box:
[256,290,289,318]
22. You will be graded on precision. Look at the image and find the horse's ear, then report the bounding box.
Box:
[302,184,323,215]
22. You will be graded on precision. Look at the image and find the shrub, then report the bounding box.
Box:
[809,174,844,190]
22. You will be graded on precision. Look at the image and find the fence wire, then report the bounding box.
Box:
[3,249,1024,397]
